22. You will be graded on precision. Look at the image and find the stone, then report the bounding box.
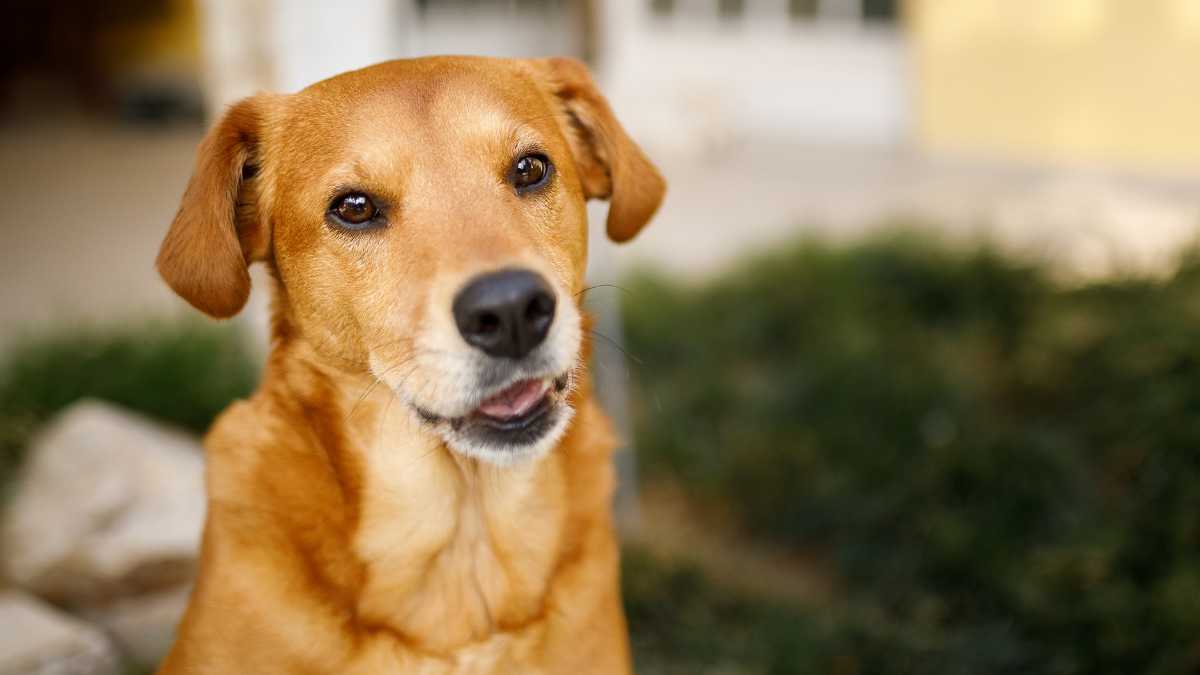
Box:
[2,399,205,605]
[0,590,121,675]
[79,584,191,667]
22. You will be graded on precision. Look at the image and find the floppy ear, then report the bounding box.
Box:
[533,57,666,243]
[157,95,273,318]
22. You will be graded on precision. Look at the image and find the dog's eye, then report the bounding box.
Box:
[329,193,379,228]
[510,154,552,193]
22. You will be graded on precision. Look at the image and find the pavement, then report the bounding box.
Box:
[618,137,1200,280]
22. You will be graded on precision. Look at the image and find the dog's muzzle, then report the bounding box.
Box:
[409,267,574,462]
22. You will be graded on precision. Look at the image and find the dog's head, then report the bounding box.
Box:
[157,56,664,464]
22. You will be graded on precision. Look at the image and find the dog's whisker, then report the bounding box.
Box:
[404,439,446,473]
[384,361,427,405]
[393,373,461,473]
[574,283,634,298]
[373,385,397,461]
[587,328,643,366]
[346,355,422,423]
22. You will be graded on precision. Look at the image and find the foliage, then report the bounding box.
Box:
[623,232,1200,674]
[0,320,257,490]
[4,232,1200,673]
[623,545,1034,675]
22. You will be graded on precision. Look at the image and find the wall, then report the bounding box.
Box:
[910,0,1200,174]
[599,4,912,153]
[406,2,584,59]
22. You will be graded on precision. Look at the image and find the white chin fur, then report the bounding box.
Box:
[440,404,574,467]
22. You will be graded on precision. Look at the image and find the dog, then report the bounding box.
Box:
[154,56,664,674]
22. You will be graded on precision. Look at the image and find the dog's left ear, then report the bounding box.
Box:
[157,95,276,319]
[530,57,666,243]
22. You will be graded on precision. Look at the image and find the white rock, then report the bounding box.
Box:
[2,399,205,604]
[80,584,191,668]
[0,590,121,675]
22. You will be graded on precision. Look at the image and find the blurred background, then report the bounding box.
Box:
[3,1,1200,673]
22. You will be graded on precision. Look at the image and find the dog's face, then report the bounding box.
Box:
[157,57,664,464]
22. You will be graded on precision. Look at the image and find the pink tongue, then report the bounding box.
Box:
[477,379,548,420]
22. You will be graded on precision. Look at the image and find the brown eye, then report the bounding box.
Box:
[511,154,552,193]
[330,193,379,228]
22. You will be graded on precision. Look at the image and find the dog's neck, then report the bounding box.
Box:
[257,330,607,654]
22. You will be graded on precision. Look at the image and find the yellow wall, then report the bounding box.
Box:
[909,0,1200,173]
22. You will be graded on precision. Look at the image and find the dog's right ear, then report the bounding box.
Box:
[529,57,666,244]
[157,95,275,319]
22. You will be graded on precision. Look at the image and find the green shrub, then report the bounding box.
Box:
[0,320,257,489]
[623,546,1035,675]
[623,231,1200,674]
[5,231,1200,673]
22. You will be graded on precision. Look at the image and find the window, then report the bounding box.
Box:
[417,0,561,13]
[650,0,674,17]
[789,0,818,20]
[862,0,898,23]
[645,0,897,25]
[717,0,745,19]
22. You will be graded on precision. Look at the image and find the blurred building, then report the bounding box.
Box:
[0,0,203,122]
[10,0,1200,178]
[599,0,907,151]
[196,0,906,153]
[4,0,1200,343]
[910,0,1200,175]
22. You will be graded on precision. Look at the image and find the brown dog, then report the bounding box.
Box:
[154,56,664,674]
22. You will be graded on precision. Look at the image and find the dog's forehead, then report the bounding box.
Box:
[286,58,552,148]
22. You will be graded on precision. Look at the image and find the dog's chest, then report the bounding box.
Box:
[350,433,568,653]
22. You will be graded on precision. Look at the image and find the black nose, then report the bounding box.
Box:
[453,269,556,359]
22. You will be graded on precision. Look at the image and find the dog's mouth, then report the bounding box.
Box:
[472,377,556,430]
[415,373,571,455]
